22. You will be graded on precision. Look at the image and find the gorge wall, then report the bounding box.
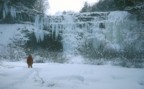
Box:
[0,2,144,60]
[32,11,144,59]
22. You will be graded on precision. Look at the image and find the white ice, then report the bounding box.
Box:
[0,24,34,45]
[34,15,45,42]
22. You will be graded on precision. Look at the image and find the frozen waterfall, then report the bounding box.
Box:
[2,2,17,19]
[34,15,44,42]
[62,14,80,57]
[33,11,138,56]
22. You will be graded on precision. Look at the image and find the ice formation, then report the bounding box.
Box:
[27,11,137,56]
[2,2,17,19]
[62,14,79,56]
[34,15,44,42]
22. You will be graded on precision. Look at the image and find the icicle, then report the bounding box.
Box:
[55,24,59,40]
[51,23,55,38]
[2,10,6,19]
[3,2,9,19]
[10,6,16,18]
[40,18,44,41]
[34,15,44,42]
[34,15,40,27]
[34,15,40,42]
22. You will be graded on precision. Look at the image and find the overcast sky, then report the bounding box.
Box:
[47,0,99,15]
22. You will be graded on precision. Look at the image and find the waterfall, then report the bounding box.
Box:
[34,15,44,42]
[105,11,137,51]
[32,11,138,57]
[62,14,79,57]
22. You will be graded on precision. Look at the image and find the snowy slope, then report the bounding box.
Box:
[0,24,34,45]
[0,24,20,45]
[0,61,144,89]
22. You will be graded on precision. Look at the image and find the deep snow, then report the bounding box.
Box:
[0,61,144,89]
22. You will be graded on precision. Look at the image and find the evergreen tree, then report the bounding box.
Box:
[80,0,143,12]
[80,2,91,12]
[34,0,49,13]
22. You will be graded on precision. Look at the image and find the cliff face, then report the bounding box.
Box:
[0,0,143,58]
[0,0,43,24]
[41,11,143,57]
[125,1,144,22]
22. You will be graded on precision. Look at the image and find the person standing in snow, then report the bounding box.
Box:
[27,54,33,68]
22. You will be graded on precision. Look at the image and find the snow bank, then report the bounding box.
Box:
[0,62,144,89]
[68,55,85,64]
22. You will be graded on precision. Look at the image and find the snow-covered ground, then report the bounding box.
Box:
[0,61,144,89]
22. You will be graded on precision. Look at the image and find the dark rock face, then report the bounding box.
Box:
[125,1,144,22]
